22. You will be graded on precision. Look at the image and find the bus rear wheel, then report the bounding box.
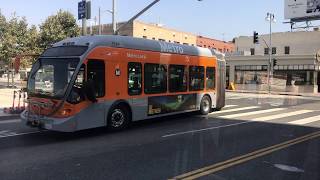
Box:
[107,105,130,130]
[200,95,211,115]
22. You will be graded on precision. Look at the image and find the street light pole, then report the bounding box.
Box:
[98,0,116,35]
[115,0,160,35]
[266,12,275,94]
[112,0,116,34]
[99,7,101,35]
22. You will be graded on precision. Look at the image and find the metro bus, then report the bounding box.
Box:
[21,35,225,132]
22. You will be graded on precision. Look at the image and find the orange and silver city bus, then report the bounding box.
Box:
[21,35,225,132]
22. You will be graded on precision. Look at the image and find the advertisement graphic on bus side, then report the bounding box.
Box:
[147,94,197,116]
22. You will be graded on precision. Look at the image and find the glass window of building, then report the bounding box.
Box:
[264,48,269,55]
[272,47,277,54]
[169,65,188,92]
[189,66,204,91]
[285,46,290,54]
[128,62,142,96]
[250,48,255,55]
[144,63,167,94]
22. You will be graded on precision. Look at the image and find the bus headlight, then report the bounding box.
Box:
[60,108,72,117]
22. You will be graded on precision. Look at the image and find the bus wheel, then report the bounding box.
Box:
[108,106,130,130]
[200,95,211,115]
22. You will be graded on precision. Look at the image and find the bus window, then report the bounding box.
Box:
[128,62,142,95]
[67,64,86,104]
[206,67,215,90]
[189,66,204,91]
[144,63,167,94]
[169,65,187,92]
[87,60,105,98]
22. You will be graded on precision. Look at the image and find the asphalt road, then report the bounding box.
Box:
[0,92,319,180]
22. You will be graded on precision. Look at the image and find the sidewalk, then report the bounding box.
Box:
[227,89,320,98]
[0,88,25,121]
[0,108,21,120]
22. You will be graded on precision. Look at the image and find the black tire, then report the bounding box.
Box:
[107,105,130,130]
[200,95,212,115]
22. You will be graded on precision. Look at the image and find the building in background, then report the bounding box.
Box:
[94,20,230,53]
[97,21,197,45]
[226,29,320,93]
[197,36,234,53]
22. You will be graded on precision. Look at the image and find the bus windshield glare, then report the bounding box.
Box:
[27,58,80,99]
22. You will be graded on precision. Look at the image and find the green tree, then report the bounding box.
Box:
[39,10,80,49]
[0,11,42,67]
[0,12,30,65]
[0,11,8,64]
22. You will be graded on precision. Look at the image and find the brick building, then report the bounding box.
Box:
[197,36,234,53]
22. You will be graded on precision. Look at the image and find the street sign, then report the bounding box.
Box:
[78,1,86,20]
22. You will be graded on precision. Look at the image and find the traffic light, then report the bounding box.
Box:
[253,31,259,44]
[86,1,91,19]
[273,58,277,67]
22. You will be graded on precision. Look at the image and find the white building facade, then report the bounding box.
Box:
[226,30,320,93]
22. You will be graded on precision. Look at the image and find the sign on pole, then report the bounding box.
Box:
[78,1,86,20]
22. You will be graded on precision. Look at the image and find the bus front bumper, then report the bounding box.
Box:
[20,110,77,132]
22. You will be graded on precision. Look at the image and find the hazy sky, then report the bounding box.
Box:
[1,0,317,41]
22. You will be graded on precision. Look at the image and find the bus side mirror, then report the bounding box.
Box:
[83,80,97,103]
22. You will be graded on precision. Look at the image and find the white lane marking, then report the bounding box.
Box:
[219,108,286,119]
[0,130,47,138]
[0,119,20,124]
[252,110,314,122]
[288,115,320,125]
[210,106,259,115]
[224,105,238,108]
[162,121,253,138]
[0,130,10,133]
[228,97,244,100]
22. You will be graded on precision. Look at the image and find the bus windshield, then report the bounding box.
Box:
[27,58,80,99]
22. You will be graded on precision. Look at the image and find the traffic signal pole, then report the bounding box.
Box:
[81,0,87,35]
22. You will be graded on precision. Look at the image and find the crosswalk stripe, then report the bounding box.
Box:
[288,115,320,125]
[224,105,238,108]
[252,110,313,121]
[210,106,259,115]
[219,108,286,119]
